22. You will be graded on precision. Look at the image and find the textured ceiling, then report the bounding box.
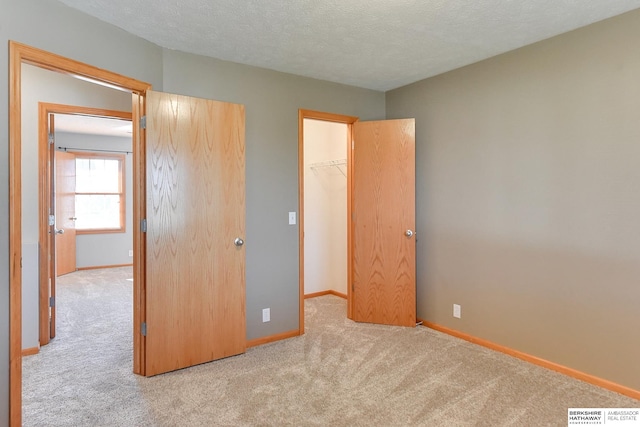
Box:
[56,0,640,91]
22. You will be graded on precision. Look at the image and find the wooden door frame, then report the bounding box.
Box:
[9,41,151,426]
[297,109,358,334]
[37,103,132,347]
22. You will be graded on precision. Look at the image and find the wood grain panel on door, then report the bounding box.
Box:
[55,150,77,276]
[145,90,246,376]
[352,119,416,327]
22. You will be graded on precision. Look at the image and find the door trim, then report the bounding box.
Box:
[9,41,151,427]
[37,103,132,347]
[297,109,358,335]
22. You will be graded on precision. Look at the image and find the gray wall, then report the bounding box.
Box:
[386,9,640,390]
[55,132,133,269]
[161,49,385,339]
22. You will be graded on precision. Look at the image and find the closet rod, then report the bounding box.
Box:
[57,146,132,155]
[309,158,347,169]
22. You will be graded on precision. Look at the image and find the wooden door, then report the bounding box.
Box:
[55,150,77,277]
[351,119,416,327]
[145,90,246,376]
[46,114,56,339]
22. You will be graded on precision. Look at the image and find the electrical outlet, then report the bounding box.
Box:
[453,304,461,319]
[262,308,270,323]
[128,250,133,257]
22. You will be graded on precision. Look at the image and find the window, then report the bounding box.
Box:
[74,153,125,233]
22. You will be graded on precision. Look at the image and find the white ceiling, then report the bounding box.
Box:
[56,0,640,91]
[55,114,132,138]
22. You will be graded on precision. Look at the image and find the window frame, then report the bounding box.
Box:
[73,151,126,234]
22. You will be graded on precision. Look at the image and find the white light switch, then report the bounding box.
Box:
[288,212,296,225]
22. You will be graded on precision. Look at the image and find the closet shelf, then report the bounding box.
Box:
[310,158,347,177]
[310,158,347,169]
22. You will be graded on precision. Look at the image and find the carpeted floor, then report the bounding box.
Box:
[22,267,638,426]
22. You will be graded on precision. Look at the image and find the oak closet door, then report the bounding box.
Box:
[351,119,416,327]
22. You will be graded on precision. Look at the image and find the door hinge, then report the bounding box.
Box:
[141,322,147,336]
[49,296,55,307]
[48,133,54,145]
[140,116,147,129]
[140,219,147,233]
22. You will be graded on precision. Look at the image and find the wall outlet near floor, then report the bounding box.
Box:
[453,304,461,319]
[262,308,271,322]
[128,250,133,257]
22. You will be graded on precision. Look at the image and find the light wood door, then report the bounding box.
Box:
[351,119,416,327]
[145,90,246,376]
[55,150,77,277]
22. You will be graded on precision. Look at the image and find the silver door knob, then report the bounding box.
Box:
[234,238,244,247]
[55,228,65,235]
[405,229,414,237]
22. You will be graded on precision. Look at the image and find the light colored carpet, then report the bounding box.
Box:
[23,267,638,426]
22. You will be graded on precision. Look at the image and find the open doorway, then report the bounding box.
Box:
[298,109,418,335]
[9,41,150,425]
[302,119,348,299]
[297,110,358,333]
[37,107,133,347]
